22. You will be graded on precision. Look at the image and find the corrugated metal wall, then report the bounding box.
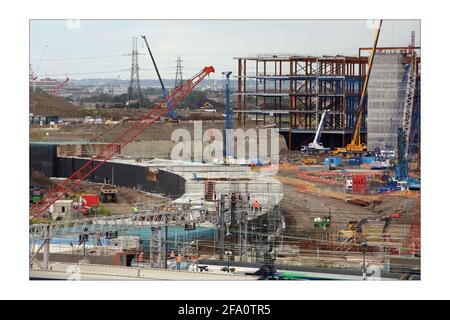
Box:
[30,143,57,177]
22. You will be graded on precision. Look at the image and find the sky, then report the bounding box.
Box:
[29,19,421,80]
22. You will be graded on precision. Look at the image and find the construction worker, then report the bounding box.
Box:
[137,252,144,263]
[252,200,260,212]
[95,231,102,246]
[170,250,176,259]
[175,254,184,270]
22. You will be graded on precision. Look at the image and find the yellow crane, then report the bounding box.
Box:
[334,20,383,157]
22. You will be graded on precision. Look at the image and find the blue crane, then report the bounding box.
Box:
[396,127,420,190]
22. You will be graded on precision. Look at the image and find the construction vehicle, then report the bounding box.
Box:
[301,109,330,154]
[394,127,420,190]
[313,214,331,229]
[201,101,215,109]
[100,184,118,203]
[30,65,215,220]
[333,20,382,157]
[378,127,420,192]
[302,157,317,165]
[338,213,400,243]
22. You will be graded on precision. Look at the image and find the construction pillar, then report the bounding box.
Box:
[229,193,237,261]
[218,194,225,260]
[43,223,51,270]
[163,223,168,269]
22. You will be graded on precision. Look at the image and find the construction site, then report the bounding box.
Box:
[29,20,421,281]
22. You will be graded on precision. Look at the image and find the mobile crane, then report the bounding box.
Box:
[141,35,178,120]
[301,109,330,154]
[334,20,382,157]
[30,65,215,220]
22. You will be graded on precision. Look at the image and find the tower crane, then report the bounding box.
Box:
[334,20,382,157]
[30,66,215,220]
[108,75,121,95]
[30,45,48,82]
[141,35,178,120]
[301,109,330,154]
[401,31,417,161]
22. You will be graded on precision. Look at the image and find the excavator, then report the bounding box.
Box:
[333,20,383,157]
[301,109,331,154]
[338,212,400,243]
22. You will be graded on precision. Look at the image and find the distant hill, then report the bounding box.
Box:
[30,89,90,117]
[29,89,151,119]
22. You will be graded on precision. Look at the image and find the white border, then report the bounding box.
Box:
[0,0,449,300]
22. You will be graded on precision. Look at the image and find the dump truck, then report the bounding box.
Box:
[100,184,118,203]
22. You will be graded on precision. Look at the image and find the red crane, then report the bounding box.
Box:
[49,77,70,96]
[30,66,215,221]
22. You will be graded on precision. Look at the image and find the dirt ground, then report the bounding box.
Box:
[68,181,168,215]
[31,177,168,215]
[276,168,418,237]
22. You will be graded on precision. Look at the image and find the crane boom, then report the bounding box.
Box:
[141,35,178,120]
[30,66,215,220]
[141,35,166,92]
[351,20,382,147]
[301,109,330,153]
[49,77,69,96]
[312,109,329,146]
[334,20,382,156]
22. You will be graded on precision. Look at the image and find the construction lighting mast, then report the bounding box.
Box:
[141,35,178,120]
[223,71,233,161]
[30,66,215,220]
[334,19,382,156]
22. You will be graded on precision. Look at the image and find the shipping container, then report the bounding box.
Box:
[80,194,99,208]
[348,157,362,166]
[324,157,343,166]
[362,156,376,164]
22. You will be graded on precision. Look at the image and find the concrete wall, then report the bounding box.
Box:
[121,132,287,160]
[367,53,406,151]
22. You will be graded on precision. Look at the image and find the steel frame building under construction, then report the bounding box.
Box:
[234,54,369,150]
